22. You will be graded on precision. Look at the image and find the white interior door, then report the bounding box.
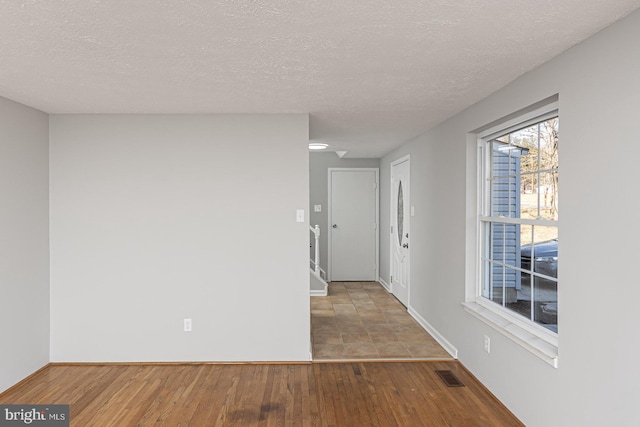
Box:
[391,157,410,306]
[329,169,378,281]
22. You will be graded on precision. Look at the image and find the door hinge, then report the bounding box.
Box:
[390,225,393,234]
[374,223,377,230]
[390,275,393,283]
[374,182,378,189]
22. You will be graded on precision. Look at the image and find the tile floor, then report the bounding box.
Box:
[311,281,452,360]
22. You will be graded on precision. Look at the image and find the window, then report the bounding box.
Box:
[480,113,558,333]
[464,102,559,367]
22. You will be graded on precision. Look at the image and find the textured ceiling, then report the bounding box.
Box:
[1,1,639,157]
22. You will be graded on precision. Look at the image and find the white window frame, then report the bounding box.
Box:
[463,101,559,368]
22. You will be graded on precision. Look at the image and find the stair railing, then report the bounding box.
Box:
[309,225,326,279]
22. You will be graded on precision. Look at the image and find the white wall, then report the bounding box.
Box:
[381,9,640,427]
[309,152,380,275]
[50,114,310,362]
[0,97,50,393]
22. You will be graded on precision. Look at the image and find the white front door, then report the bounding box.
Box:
[391,157,410,306]
[329,169,378,281]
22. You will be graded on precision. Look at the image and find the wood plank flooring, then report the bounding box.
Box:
[0,362,523,426]
[312,282,451,360]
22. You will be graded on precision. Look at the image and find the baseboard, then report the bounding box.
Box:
[378,277,391,292]
[310,289,328,296]
[49,361,313,366]
[408,307,459,359]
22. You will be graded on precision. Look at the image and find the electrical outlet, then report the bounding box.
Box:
[484,335,490,353]
[184,318,192,332]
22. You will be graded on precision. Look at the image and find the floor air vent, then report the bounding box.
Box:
[435,370,465,387]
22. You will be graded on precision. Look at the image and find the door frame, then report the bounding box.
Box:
[390,155,410,305]
[327,168,380,282]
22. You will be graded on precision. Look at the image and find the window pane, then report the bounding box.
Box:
[491,177,518,217]
[490,222,521,268]
[534,254,558,279]
[522,226,557,277]
[490,140,520,217]
[488,264,520,308]
[520,180,537,219]
[536,225,557,244]
[519,224,533,256]
[532,226,558,259]
[538,171,558,220]
[482,258,491,299]
[512,125,541,194]
[489,222,504,262]
[491,141,519,178]
[539,118,559,171]
[511,123,541,154]
[511,117,559,173]
[519,150,539,182]
[488,262,505,305]
[522,224,558,332]
[506,271,532,321]
[493,172,559,221]
[533,277,558,333]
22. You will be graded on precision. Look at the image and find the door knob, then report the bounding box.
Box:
[402,243,409,248]
[332,224,338,228]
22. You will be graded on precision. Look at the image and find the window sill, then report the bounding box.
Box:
[462,301,558,368]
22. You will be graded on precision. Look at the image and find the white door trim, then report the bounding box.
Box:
[327,168,380,282]
[390,155,410,305]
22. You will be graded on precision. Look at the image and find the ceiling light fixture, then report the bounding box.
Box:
[308,143,328,150]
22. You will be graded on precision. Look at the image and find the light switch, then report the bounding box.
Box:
[314,205,322,212]
[296,209,305,222]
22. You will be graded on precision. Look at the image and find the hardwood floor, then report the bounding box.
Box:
[0,362,522,426]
